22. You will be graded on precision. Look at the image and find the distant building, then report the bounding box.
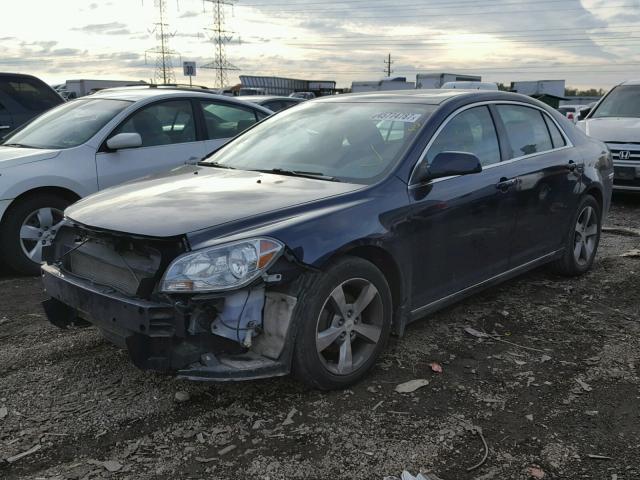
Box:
[510,80,566,108]
[351,77,415,93]
[64,79,147,98]
[239,75,338,97]
[416,73,481,89]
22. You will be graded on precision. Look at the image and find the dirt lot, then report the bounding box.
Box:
[1,196,639,480]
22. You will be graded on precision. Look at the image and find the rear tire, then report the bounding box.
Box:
[550,195,601,276]
[292,257,393,390]
[0,194,71,276]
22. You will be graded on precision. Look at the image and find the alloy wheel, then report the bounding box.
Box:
[573,205,598,266]
[315,278,384,376]
[19,207,65,264]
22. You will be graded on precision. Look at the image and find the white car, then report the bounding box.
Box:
[0,86,272,274]
[577,80,640,193]
[558,105,583,123]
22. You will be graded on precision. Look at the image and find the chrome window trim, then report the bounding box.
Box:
[409,100,575,188]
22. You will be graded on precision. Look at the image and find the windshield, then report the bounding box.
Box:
[591,85,640,118]
[204,101,435,184]
[2,98,132,149]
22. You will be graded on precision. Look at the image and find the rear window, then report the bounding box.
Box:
[0,76,62,111]
[495,105,553,159]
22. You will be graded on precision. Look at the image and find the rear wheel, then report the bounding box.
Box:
[551,195,601,276]
[0,194,70,275]
[292,257,392,390]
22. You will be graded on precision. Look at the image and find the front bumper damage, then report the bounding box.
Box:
[41,263,300,381]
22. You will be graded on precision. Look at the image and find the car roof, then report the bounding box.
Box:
[315,89,537,105]
[236,95,304,102]
[620,79,640,86]
[81,87,272,112]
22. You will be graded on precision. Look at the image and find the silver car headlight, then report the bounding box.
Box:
[161,238,284,293]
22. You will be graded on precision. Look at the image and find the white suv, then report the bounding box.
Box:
[577,80,640,193]
[0,86,272,274]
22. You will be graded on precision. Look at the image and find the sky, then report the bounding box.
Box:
[2,0,640,90]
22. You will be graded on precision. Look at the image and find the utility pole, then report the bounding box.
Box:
[145,0,180,84]
[201,0,239,89]
[384,53,393,77]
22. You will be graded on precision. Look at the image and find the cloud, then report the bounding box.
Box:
[72,22,131,35]
[179,10,199,19]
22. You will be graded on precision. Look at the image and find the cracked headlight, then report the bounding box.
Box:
[161,238,284,292]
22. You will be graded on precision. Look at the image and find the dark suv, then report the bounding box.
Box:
[0,73,64,136]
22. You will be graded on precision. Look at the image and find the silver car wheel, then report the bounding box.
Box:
[573,205,598,266]
[19,207,65,264]
[315,278,384,376]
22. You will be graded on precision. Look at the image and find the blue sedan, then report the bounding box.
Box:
[42,90,613,390]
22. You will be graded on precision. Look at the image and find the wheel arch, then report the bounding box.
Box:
[1,186,81,224]
[324,244,406,333]
[583,184,603,211]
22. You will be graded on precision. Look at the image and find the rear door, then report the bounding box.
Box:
[95,99,204,189]
[407,105,519,308]
[197,100,262,156]
[492,104,581,265]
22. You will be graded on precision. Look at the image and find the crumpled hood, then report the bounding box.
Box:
[66,165,364,237]
[579,117,640,142]
[0,146,60,169]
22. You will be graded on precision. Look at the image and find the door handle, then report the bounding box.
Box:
[496,177,518,191]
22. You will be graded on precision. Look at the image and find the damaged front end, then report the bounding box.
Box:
[41,222,306,381]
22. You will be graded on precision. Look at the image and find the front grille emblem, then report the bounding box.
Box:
[619,150,631,160]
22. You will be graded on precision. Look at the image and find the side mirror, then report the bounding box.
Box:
[577,108,591,121]
[419,151,482,181]
[106,132,142,151]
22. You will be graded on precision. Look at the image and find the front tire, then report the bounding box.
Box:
[551,195,601,276]
[292,257,392,390]
[0,194,70,275]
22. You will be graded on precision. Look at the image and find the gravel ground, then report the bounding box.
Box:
[1,195,639,480]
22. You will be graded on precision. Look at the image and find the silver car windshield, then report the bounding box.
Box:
[592,85,640,118]
[204,101,436,184]
[3,98,132,149]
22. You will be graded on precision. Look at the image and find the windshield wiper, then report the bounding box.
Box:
[251,168,340,182]
[2,143,38,148]
[197,161,236,169]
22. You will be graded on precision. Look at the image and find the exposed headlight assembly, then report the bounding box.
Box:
[161,238,283,292]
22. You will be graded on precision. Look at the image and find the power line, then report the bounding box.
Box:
[384,53,393,77]
[201,0,240,88]
[239,0,617,14]
[252,3,637,19]
[145,0,180,84]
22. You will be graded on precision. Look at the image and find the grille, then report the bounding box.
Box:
[606,143,640,162]
[64,237,162,297]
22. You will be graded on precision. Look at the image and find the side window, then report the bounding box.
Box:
[543,114,566,148]
[426,106,500,167]
[200,101,258,139]
[114,100,196,147]
[0,78,61,111]
[495,105,553,158]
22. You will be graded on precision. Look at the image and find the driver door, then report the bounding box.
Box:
[95,99,204,189]
[406,105,519,309]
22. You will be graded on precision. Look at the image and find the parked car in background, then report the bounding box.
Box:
[0,73,64,136]
[42,90,611,390]
[290,91,316,99]
[558,105,583,123]
[577,80,640,192]
[236,95,306,112]
[441,81,499,91]
[0,86,271,274]
[238,87,266,96]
